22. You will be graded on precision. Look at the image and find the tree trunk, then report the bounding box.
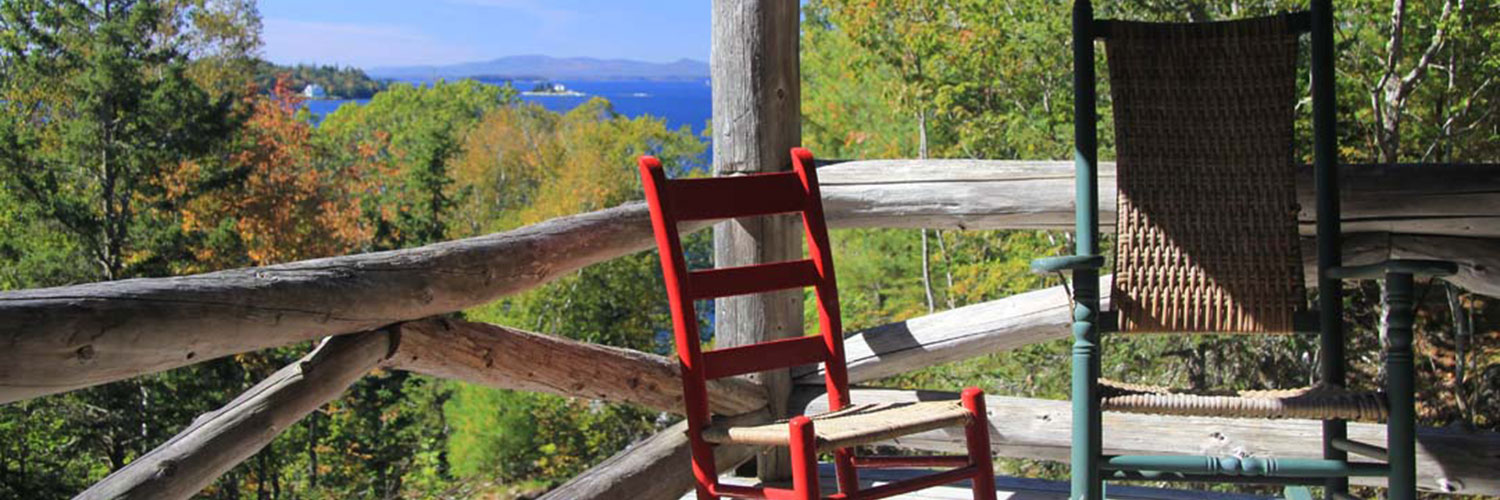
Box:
[921,229,935,313]
[1373,0,1457,163]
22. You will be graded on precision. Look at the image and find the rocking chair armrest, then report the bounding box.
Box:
[1031,255,1105,274]
[1324,259,1458,280]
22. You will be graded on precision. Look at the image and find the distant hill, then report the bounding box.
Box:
[369,55,710,82]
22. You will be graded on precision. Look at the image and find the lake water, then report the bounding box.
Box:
[304,80,713,158]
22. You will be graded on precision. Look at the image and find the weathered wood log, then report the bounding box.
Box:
[386,318,767,416]
[796,388,1500,496]
[793,232,1495,386]
[77,330,393,500]
[712,0,804,480]
[795,277,1112,386]
[1329,233,1499,297]
[0,204,707,404]
[540,411,768,500]
[818,160,1500,238]
[4,164,1494,405]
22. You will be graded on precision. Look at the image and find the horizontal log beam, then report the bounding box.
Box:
[794,277,1110,386]
[3,162,1494,405]
[1329,233,1499,297]
[0,204,709,404]
[796,232,1496,386]
[539,411,768,500]
[77,330,394,500]
[795,388,1499,496]
[819,160,1500,238]
[387,318,767,416]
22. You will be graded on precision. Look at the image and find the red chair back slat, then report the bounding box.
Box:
[687,259,821,300]
[664,171,808,221]
[702,336,829,380]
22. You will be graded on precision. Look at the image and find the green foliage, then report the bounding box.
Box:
[445,385,656,485]
[447,98,706,488]
[801,5,916,159]
[321,79,514,248]
[451,98,705,233]
[0,181,93,288]
[807,0,1079,161]
[0,0,244,281]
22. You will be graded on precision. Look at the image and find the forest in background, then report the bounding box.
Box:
[0,0,1496,498]
[250,61,387,99]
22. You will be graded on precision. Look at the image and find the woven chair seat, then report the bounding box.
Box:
[1100,379,1388,421]
[702,401,972,453]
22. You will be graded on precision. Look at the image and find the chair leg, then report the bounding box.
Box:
[834,447,858,495]
[1072,278,1103,500]
[962,388,998,500]
[690,438,719,500]
[1384,272,1417,500]
[789,416,820,500]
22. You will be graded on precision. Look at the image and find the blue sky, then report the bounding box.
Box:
[259,0,711,69]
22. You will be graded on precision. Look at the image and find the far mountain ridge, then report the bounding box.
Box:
[369,55,709,82]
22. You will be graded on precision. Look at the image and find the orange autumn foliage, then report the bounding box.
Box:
[176,78,384,268]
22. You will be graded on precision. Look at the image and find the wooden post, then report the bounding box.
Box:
[711,0,802,481]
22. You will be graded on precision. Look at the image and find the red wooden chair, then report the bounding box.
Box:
[640,147,997,500]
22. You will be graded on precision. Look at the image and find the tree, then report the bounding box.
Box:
[0,0,244,281]
[320,80,513,249]
[1342,0,1499,163]
[171,77,378,269]
[447,99,705,490]
[169,0,263,99]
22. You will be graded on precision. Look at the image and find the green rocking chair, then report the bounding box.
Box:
[1032,1,1457,499]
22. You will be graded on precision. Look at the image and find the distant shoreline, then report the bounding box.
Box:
[520,90,587,97]
[367,55,710,83]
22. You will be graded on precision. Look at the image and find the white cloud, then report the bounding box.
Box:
[261,18,484,69]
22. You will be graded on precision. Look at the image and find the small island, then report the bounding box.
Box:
[254,61,387,99]
[521,81,586,97]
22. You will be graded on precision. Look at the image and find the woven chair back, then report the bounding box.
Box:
[1106,16,1306,334]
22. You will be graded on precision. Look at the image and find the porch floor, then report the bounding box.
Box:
[683,465,1277,500]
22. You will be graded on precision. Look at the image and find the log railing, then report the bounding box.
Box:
[0,204,709,404]
[5,161,1495,404]
[78,331,397,500]
[795,389,1499,495]
[818,160,1500,237]
[2,161,1496,499]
